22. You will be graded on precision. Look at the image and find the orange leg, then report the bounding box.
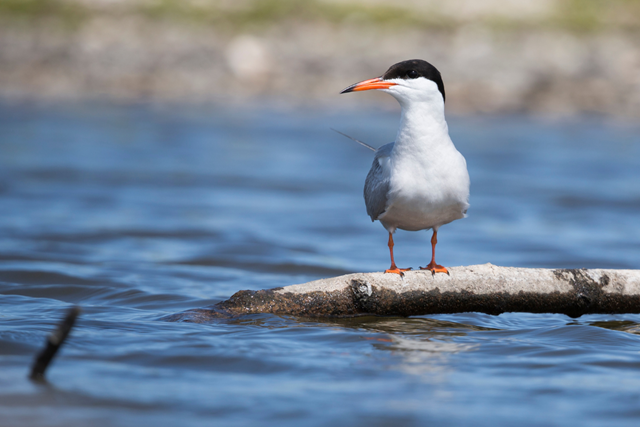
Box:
[385,232,412,276]
[420,229,449,275]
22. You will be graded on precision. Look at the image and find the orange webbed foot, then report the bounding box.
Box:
[420,262,449,276]
[384,266,412,277]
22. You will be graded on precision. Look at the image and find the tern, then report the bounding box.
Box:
[341,59,470,275]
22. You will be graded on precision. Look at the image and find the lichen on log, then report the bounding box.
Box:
[163,264,640,322]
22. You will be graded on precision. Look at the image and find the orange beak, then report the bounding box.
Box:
[340,77,397,94]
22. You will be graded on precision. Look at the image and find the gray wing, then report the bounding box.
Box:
[364,142,394,221]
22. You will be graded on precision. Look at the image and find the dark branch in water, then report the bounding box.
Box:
[330,128,377,152]
[30,306,80,382]
[163,264,640,322]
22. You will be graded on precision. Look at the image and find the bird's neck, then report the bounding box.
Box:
[394,100,450,152]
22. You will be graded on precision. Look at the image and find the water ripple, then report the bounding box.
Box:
[0,102,639,426]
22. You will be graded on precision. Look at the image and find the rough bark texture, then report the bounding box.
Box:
[163,264,640,322]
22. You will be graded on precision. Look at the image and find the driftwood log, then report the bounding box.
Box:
[165,264,640,322]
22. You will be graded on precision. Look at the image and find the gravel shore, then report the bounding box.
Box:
[1,2,639,117]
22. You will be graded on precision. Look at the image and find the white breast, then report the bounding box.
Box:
[380,144,469,232]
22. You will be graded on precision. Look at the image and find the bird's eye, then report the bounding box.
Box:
[407,70,418,79]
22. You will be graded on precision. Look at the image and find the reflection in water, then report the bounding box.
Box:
[363,318,480,380]
[321,317,482,379]
[385,335,478,379]
[589,320,640,335]
[325,316,497,335]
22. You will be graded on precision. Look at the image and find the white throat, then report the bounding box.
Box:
[392,96,452,156]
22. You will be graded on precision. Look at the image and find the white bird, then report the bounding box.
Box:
[341,59,470,275]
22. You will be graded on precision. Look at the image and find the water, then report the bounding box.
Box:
[1,100,640,426]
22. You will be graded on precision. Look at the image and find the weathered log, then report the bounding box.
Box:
[164,264,640,322]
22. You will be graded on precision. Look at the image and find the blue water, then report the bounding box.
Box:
[1,100,640,426]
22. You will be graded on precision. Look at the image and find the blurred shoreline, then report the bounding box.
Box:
[1,0,639,117]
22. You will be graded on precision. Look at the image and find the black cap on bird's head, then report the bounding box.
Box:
[340,59,446,103]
